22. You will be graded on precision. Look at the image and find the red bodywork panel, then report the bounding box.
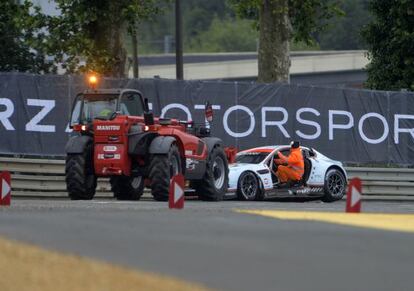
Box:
[224,147,237,164]
[92,115,208,177]
[93,117,131,176]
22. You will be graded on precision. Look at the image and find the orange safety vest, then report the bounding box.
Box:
[275,148,304,176]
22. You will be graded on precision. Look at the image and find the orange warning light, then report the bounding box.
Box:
[89,75,98,85]
[89,75,97,84]
[88,75,98,89]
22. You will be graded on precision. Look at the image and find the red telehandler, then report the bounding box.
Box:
[65,77,230,201]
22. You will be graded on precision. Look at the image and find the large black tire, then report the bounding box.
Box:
[195,146,229,201]
[148,144,181,201]
[110,175,144,200]
[321,168,347,202]
[65,144,97,200]
[237,171,264,201]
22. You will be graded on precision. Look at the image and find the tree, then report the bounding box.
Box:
[189,16,258,52]
[0,0,53,73]
[363,0,414,91]
[229,0,342,83]
[46,0,165,77]
[183,0,232,40]
[317,0,371,50]
[137,0,318,54]
[137,0,235,54]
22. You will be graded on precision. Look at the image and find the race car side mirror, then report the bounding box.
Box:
[309,148,316,157]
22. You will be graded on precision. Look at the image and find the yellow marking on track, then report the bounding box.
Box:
[236,210,414,233]
[0,237,211,291]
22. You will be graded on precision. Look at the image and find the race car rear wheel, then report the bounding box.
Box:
[237,171,261,201]
[321,168,346,202]
[110,175,144,200]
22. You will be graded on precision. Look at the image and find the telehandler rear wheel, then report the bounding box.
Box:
[149,144,181,201]
[110,175,144,200]
[65,144,97,200]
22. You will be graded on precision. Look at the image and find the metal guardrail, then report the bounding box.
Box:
[0,157,112,197]
[1,157,414,199]
[346,167,414,197]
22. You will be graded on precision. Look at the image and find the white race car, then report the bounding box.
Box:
[228,145,347,202]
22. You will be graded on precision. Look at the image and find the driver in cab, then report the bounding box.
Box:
[89,100,116,119]
[274,141,304,186]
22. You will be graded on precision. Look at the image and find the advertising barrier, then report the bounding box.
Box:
[0,72,413,165]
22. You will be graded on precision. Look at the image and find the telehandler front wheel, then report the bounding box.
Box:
[149,144,181,201]
[65,145,97,200]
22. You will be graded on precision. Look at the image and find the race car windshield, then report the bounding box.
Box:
[235,153,268,164]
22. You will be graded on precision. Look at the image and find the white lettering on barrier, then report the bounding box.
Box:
[161,103,192,121]
[261,107,290,138]
[358,113,389,144]
[194,104,221,110]
[223,105,255,137]
[25,99,56,132]
[1,97,414,146]
[0,98,15,130]
[296,107,321,140]
[394,114,414,144]
[328,110,354,140]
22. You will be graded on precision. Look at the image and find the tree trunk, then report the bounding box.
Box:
[258,0,291,83]
[109,22,127,78]
[131,29,139,79]
[90,3,127,78]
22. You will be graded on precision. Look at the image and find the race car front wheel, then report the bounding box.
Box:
[237,171,263,201]
[321,168,346,202]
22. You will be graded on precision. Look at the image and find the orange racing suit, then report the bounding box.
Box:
[274,148,304,183]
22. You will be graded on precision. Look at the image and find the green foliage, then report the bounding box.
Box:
[363,0,414,91]
[136,0,319,55]
[46,0,166,76]
[317,0,371,50]
[183,0,232,38]
[0,0,53,73]
[188,17,258,52]
[291,40,320,51]
[228,0,342,82]
[289,0,344,44]
[228,0,343,45]
[137,0,235,54]
[227,0,261,21]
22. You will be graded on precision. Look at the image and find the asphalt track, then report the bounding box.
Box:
[1,198,414,291]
